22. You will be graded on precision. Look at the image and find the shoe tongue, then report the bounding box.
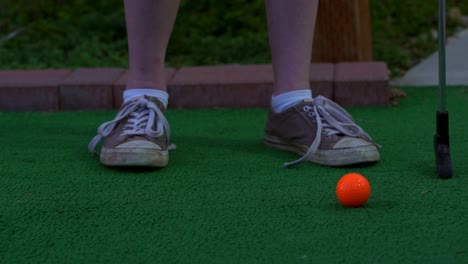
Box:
[296,99,313,109]
[144,95,166,112]
[128,136,149,142]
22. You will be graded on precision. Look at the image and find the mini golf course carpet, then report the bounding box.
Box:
[0,87,467,263]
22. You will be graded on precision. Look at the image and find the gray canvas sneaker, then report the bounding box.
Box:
[88,95,171,167]
[264,96,380,167]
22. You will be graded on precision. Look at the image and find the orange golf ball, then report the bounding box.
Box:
[336,173,371,207]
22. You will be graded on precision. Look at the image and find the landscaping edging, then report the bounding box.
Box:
[0,62,389,111]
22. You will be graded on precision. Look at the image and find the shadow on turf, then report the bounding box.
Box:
[335,161,380,169]
[413,160,449,180]
[174,135,386,169]
[175,135,269,154]
[89,135,382,172]
[322,198,399,212]
[99,164,165,173]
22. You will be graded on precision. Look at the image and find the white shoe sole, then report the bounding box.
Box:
[100,147,168,167]
[264,134,380,166]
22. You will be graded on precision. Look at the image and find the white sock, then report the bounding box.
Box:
[271,89,313,113]
[123,89,169,108]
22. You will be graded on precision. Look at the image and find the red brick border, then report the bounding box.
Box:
[0,62,389,111]
[0,70,71,111]
[167,64,334,108]
[310,63,334,99]
[334,62,390,106]
[59,68,125,110]
[168,64,274,108]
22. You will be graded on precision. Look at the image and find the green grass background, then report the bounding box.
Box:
[0,87,467,263]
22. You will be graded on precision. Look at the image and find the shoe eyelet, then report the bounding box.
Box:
[303,105,313,112]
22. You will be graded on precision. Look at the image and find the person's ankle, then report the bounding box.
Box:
[123,89,169,108]
[270,89,312,113]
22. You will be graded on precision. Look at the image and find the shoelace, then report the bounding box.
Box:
[284,96,379,167]
[88,98,171,154]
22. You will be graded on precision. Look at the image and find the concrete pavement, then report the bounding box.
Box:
[392,29,468,86]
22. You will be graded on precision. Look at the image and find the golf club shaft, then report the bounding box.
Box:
[438,0,447,112]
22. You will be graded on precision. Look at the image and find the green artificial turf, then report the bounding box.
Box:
[0,87,467,263]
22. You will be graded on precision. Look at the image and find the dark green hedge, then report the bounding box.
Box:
[1,0,467,77]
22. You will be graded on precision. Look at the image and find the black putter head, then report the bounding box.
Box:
[434,111,452,178]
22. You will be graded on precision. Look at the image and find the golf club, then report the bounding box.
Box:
[434,0,453,178]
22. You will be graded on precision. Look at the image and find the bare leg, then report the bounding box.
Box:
[265,0,319,96]
[263,0,380,167]
[124,0,180,91]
